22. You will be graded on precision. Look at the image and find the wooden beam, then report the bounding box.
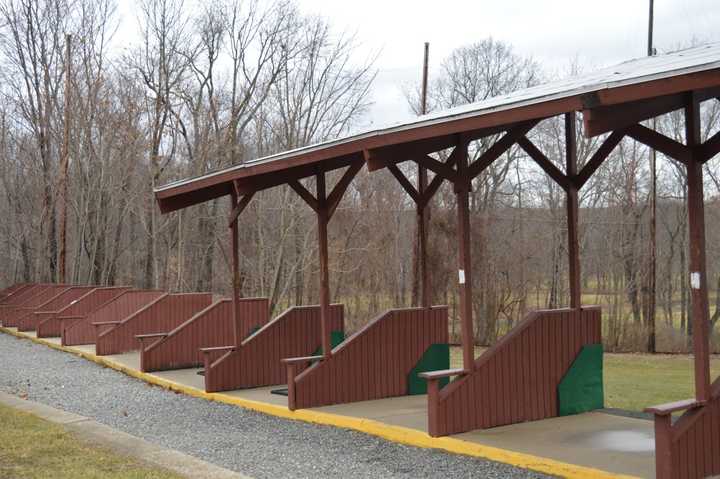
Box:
[517,136,569,190]
[625,123,691,163]
[418,151,459,208]
[316,173,332,360]
[582,93,686,137]
[229,192,241,347]
[454,142,474,372]
[685,95,712,403]
[289,180,319,213]
[565,112,581,309]
[387,165,420,204]
[415,154,458,183]
[466,121,538,179]
[699,129,720,163]
[576,130,625,189]
[327,161,363,218]
[227,191,256,227]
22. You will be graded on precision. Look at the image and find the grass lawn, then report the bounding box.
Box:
[450,346,720,412]
[0,403,183,479]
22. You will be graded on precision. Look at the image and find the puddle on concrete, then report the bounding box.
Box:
[586,430,655,452]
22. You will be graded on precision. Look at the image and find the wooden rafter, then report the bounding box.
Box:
[289,180,319,213]
[418,151,459,208]
[575,130,626,189]
[582,93,686,137]
[466,121,538,179]
[699,129,720,163]
[387,165,420,204]
[327,162,363,218]
[626,124,691,164]
[415,154,459,183]
[517,136,569,190]
[228,191,256,227]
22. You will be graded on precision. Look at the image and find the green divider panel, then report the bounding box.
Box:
[558,343,604,416]
[311,330,345,358]
[407,343,450,395]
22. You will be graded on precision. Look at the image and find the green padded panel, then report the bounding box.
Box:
[558,343,605,416]
[311,330,345,358]
[407,343,450,395]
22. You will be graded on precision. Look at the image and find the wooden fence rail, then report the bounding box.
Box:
[649,378,720,479]
[17,287,96,332]
[204,304,344,393]
[94,293,213,356]
[285,306,448,410]
[0,285,69,327]
[37,287,130,338]
[423,307,602,437]
[0,283,30,303]
[140,297,269,372]
[62,290,166,346]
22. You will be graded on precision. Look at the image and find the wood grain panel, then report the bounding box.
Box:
[36,287,130,338]
[287,306,448,410]
[426,307,601,437]
[654,377,720,479]
[94,293,213,355]
[62,290,166,346]
[17,287,96,332]
[204,304,344,392]
[141,297,269,372]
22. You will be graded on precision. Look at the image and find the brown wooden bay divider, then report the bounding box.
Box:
[37,287,131,338]
[94,293,213,356]
[0,285,70,327]
[203,304,344,393]
[0,284,49,317]
[648,378,720,479]
[422,307,601,437]
[0,283,31,303]
[285,306,448,410]
[139,297,269,372]
[61,290,166,346]
[18,286,96,332]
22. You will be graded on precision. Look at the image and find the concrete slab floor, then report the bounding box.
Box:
[14,330,657,478]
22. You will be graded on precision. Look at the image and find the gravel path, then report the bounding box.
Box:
[0,332,552,479]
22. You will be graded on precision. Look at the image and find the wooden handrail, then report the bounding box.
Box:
[92,321,121,327]
[645,398,706,416]
[419,368,466,380]
[136,332,168,340]
[282,355,323,365]
[200,346,235,354]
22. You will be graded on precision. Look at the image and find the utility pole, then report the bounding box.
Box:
[647,0,657,353]
[412,42,431,307]
[58,33,72,284]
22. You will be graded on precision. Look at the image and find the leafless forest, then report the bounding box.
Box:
[1,0,719,353]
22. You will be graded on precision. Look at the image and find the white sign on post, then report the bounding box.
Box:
[691,272,701,290]
[458,269,466,284]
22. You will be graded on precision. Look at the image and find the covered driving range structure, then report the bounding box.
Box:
[155,43,720,478]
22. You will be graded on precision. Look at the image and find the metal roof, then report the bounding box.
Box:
[155,42,720,213]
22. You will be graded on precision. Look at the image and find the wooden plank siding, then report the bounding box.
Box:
[653,378,720,479]
[426,307,602,437]
[0,285,70,327]
[94,293,213,356]
[0,285,51,322]
[61,290,166,346]
[204,304,344,393]
[140,297,269,372]
[0,283,32,303]
[17,287,96,332]
[286,306,448,410]
[36,287,131,338]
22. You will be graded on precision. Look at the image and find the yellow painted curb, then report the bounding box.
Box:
[1,327,638,479]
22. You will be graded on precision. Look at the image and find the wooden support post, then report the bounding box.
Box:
[653,414,674,479]
[230,191,241,347]
[418,167,431,308]
[455,141,474,372]
[316,173,332,359]
[565,112,581,309]
[685,95,711,402]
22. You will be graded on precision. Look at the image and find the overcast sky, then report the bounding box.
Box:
[116,0,720,128]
